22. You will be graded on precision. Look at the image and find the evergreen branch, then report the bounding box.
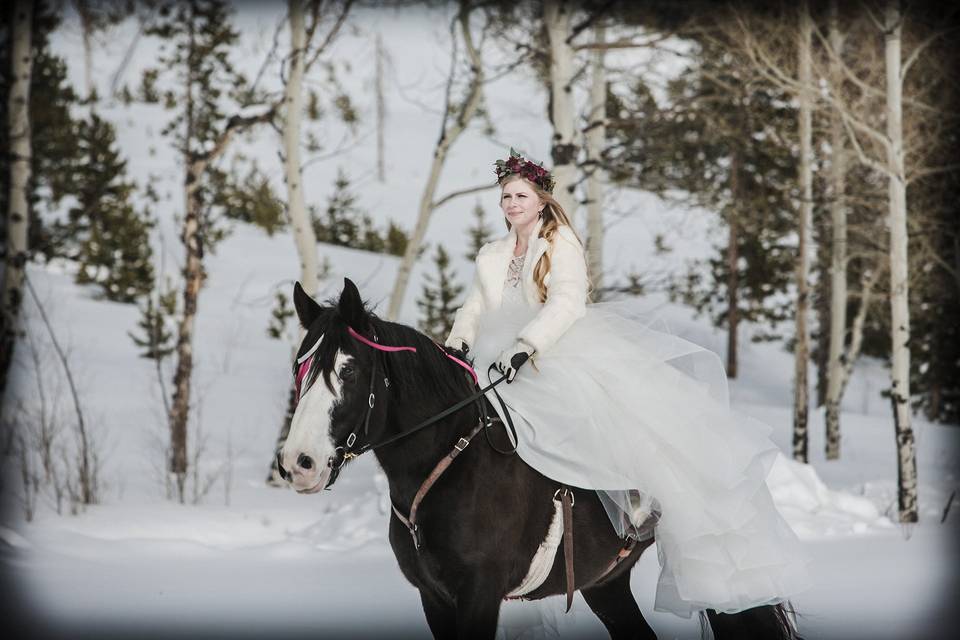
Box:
[432,183,495,210]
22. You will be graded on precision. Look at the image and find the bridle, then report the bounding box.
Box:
[279,325,519,491]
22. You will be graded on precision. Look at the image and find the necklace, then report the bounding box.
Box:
[507,253,525,287]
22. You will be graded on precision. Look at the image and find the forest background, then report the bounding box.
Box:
[1,1,958,638]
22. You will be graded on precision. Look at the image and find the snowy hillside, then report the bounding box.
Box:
[2,4,958,640]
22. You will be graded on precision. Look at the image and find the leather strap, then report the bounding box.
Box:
[591,537,637,586]
[393,420,484,550]
[560,486,575,612]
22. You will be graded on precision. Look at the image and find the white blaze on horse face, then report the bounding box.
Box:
[282,349,350,493]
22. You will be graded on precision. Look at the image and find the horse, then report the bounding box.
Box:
[277,278,800,640]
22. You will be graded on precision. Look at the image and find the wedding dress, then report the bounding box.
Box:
[469,253,812,618]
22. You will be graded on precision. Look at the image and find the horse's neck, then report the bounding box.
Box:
[373,400,477,509]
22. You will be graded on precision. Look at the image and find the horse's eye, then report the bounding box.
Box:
[339,364,356,380]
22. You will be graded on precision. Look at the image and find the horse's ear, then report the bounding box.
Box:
[293,281,322,329]
[338,277,368,331]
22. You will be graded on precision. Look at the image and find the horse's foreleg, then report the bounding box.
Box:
[454,583,502,639]
[419,589,456,639]
[581,569,657,640]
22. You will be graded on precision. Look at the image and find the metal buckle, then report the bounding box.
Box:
[410,524,420,550]
[346,433,357,447]
[368,393,375,408]
[454,437,470,452]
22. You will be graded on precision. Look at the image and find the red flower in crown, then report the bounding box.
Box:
[494,148,555,194]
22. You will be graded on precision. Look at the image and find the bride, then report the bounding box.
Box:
[443,149,811,618]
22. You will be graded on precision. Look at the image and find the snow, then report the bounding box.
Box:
[2,5,959,640]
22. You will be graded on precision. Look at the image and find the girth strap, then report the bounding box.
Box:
[560,486,575,612]
[392,420,485,550]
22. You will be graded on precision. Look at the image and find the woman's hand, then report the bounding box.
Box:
[444,337,469,356]
[495,340,535,383]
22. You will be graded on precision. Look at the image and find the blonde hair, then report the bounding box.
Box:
[499,174,590,303]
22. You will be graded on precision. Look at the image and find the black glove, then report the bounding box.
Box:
[495,340,534,383]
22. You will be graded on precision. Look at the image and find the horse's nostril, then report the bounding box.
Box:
[297,453,314,471]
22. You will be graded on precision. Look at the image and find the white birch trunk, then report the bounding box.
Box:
[282,0,318,299]
[79,0,94,101]
[386,4,483,321]
[584,24,605,298]
[1,0,34,396]
[824,0,847,460]
[375,32,386,183]
[544,0,578,219]
[884,0,917,523]
[268,0,320,485]
[792,0,813,463]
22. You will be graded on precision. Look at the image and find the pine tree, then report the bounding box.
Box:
[266,290,294,341]
[310,168,411,257]
[606,38,799,374]
[128,284,177,360]
[465,200,492,262]
[385,220,409,257]
[313,168,361,246]
[143,0,271,503]
[59,113,155,303]
[213,161,286,236]
[417,244,463,342]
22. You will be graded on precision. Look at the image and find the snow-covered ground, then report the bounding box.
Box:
[2,5,958,640]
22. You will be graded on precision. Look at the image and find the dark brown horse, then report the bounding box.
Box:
[278,278,799,639]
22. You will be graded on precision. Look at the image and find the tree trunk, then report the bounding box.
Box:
[884,0,917,523]
[282,0,317,299]
[386,2,483,321]
[376,32,386,183]
[74,0,95,100]
[824,0,847,460]
[169,164,203,503]
[726,148,740,379]
[268,0,319,485]
[544,0,578,218]
[1,0,35,403]
[584,24,605,298]
[792,0,813,464]
[168,15,199,504]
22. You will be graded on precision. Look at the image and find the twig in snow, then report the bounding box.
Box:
[941,490,956,524]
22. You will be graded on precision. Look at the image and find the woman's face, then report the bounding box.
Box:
[500,178,543,231]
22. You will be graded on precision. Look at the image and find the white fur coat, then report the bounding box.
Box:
[445,217,588,355]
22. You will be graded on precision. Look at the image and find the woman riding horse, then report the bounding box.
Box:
[278,150,810,638]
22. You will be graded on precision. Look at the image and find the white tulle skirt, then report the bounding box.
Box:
[471,300,812,618]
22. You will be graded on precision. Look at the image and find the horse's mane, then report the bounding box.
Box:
[367,315,473,400]
[308,298,471,401]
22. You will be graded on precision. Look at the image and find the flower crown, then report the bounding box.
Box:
[494,148,555,194]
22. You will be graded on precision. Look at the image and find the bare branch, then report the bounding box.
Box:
[906,163,960,186]
[23,273,94,505]
[432,183,495,209]
[303,0,354,73]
